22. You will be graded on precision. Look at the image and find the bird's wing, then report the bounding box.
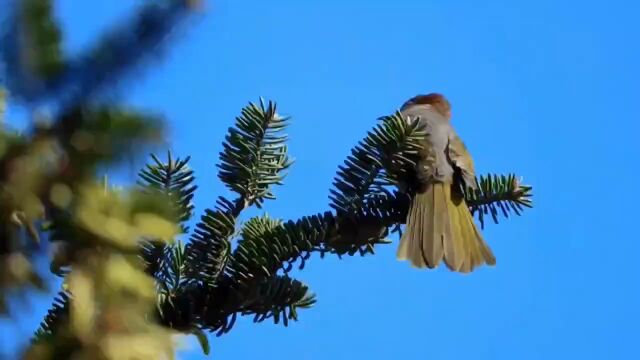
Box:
[447,128,478,191]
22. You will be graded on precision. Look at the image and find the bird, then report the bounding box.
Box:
[395,93,496,273]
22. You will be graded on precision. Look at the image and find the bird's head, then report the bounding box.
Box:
[401,93,451,120]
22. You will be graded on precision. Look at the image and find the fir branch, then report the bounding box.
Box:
[226,211,391,293]
[183,197,234,286]
[29,290,82,359]
[0,0,64,103]
[227,171,532,282]
[218,99,292,209]
[347,172,532,231]
[138,152,197,232]
[467,173,533,228]
[355,172,534,229]
[159,241,189,294]
[33,290,70,341]
[35,106,167,265]
[137,152,197,277]
[33,104,534,349]
[21,0,65,78]
[330,112,424,216]
[331,110,533,230]
[225,215,284,284]
[165,98,297,333]
[232,174,531,273]
[50,106,164,180]
[1,0,199,107]
[155,242,198,331]
[187,111,425,332]
[55,0,199,108]
[173,211,388,335]
[173,275,315,334]
[241,275,316,327]
[184,98,291,287]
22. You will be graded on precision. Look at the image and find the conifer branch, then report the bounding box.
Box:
[20,0,65,78]
[467,174,533,228]
[29,100,534,357]
[137,152,197,278]
[184,99,291,285]
[2,0,199,106]
[183,197,234,286]
[330,112,424,216]
[241,275,316,327]
[32,291,70,341]
[218,99,292,209]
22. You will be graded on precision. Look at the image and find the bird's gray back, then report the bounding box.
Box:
[400,104,454,183]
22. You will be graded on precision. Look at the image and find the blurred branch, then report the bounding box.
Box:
[2,0,200,108]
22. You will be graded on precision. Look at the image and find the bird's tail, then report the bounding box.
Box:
[396,182,496,272]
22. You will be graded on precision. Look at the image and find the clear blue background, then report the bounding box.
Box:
[2,0,639,359]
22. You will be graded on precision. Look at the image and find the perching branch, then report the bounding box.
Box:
[467,173,533,228]
[32,101,534,356]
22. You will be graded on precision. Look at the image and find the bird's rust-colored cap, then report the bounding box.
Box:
[401,93,451,118]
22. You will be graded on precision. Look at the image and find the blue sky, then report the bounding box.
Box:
[2,0,640,359]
